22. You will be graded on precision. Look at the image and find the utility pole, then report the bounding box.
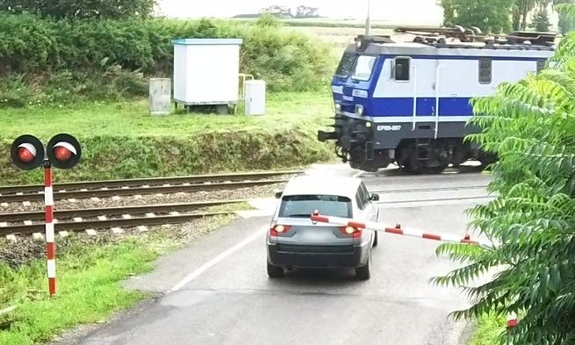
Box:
[365,0,371,35]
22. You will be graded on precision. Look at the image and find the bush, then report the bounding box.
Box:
[0,13,334,108]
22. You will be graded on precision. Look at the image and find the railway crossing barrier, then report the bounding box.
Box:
[309,211,497,248]
[309,211,512,331]
[10,133,82,296]
[506,312,518,344]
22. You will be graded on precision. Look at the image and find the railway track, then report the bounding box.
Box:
[0,170,300,203]
[370,184,489,194]
[0,199,251,237]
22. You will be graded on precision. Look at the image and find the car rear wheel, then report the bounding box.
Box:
[267,261,284,278]
[355,251,371,280]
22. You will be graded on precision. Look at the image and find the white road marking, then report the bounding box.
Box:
[167,224,268,293]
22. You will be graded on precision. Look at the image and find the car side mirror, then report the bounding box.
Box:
[370,193,379,201]
[274,190,283,199]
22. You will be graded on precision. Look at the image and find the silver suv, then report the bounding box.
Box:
[266,175,380,280]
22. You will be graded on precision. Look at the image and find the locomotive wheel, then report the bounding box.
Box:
[403,148,424,175]
[478,149,498,167]
[403,146,447,175]
[421,164,448,174]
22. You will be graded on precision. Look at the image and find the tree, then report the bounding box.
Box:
[295,6,319,18]
[531,7,551,30]
[260,5,293,18]
[511,0,537,30]
[431,4,575,343]
[555,0,575,33]
[0,0,158,19]
[438,0,515,33]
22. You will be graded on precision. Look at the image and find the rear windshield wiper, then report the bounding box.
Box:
[284,214,313,218]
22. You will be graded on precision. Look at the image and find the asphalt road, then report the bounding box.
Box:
[58,164,494,345]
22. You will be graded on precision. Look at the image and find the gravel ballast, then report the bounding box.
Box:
[0,183,285,213]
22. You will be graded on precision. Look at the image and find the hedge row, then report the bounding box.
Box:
[0,13,336,107]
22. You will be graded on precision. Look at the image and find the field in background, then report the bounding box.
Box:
[233,17,398,28]
[231,17,410,50]
[285,25,395,50]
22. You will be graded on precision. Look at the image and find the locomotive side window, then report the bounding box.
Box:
[335,52,357,78]
[394,57,410,81]
[536,59,546,73]
[478,58,492,84]
[351,55,377,81]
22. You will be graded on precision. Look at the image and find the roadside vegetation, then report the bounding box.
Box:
[432,3,575,344]
[0,214,235,345]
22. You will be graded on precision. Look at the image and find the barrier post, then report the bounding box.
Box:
[506,312,518,345]
[44,159,56,296]
[10,133,82,296]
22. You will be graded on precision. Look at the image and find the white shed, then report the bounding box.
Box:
[171,38,243,111]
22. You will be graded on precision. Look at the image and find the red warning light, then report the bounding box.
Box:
[10,136,45,170]
[18,147,34,162]
[54,146,72,161]
[46,134,82,170]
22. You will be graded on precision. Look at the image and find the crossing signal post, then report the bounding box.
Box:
[10,133,82,296]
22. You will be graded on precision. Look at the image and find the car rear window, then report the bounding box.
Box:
[278,195,352,218]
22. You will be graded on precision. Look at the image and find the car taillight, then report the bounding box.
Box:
[339,225,362,238]
[270,224,291,236]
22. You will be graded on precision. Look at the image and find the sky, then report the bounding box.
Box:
[156,0,444,25]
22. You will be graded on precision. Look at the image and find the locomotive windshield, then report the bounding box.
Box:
[334,53,376,81]
[335,52,356,78]
[351,55,376,81]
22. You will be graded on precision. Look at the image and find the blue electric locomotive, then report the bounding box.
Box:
[317,26,557,174]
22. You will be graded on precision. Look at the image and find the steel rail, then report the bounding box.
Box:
[1,211,235,236]
[0,170,302,195]
[0,179,287,203]
[0,199,247,223]
[369,184,488,194]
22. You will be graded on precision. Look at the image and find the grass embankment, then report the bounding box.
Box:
[0,91,337,185]
[0,214,236,345]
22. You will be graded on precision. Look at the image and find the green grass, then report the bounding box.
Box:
[1,239,158,345]
[0,215,235,345]
[0,91,334,139]
[468,313,506,345]
[0,91,338,184]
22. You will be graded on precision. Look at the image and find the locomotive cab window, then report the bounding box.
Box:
[478,58,492,84]
[351,55,377,81]
[335,52,357,78]
[393,57,410,81]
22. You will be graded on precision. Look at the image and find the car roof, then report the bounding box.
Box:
[280,175,362,199]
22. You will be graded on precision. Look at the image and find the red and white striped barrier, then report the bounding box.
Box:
[310,211,495,247]
[44,163,56,296]
[507,312,518,328]
[506,312,518,344]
